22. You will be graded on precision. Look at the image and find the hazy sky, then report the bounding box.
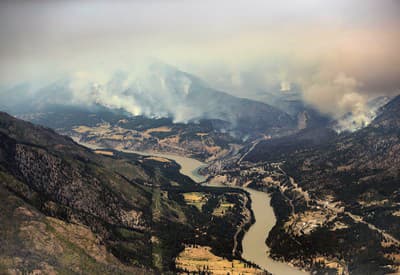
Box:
[0,0,399,116]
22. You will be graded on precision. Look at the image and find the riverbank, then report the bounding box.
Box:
[116,149,208,183]
[126,149,306,275]
[242,187,306,275]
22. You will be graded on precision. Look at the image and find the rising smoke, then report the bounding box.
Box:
[0,1,399,131]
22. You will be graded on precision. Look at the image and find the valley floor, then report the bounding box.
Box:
[206,158,400,274]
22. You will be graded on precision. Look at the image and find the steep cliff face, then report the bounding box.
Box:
[14,143,145,230]
[0,184,152,275]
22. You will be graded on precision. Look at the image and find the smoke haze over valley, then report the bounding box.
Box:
[1,0,399,131]
[1,2,400,275]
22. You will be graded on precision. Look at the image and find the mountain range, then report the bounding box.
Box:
[0,63,333,137]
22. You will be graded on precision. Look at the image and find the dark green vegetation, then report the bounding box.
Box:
[167,186,253,258]
[266,187,397,275]
[0,112,251,274]
[246,96,400,274]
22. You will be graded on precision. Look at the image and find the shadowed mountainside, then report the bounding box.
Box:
[244,96,400,274]
[0,111,257,274]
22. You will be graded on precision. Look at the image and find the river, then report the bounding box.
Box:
[76,140,305,274]
[241,187,306,275]
[121,150,208,183]
[73,138,207,182]
[124,150,306,275]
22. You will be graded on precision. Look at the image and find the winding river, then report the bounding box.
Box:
[127,150,306,275]
[76,140,305,274]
